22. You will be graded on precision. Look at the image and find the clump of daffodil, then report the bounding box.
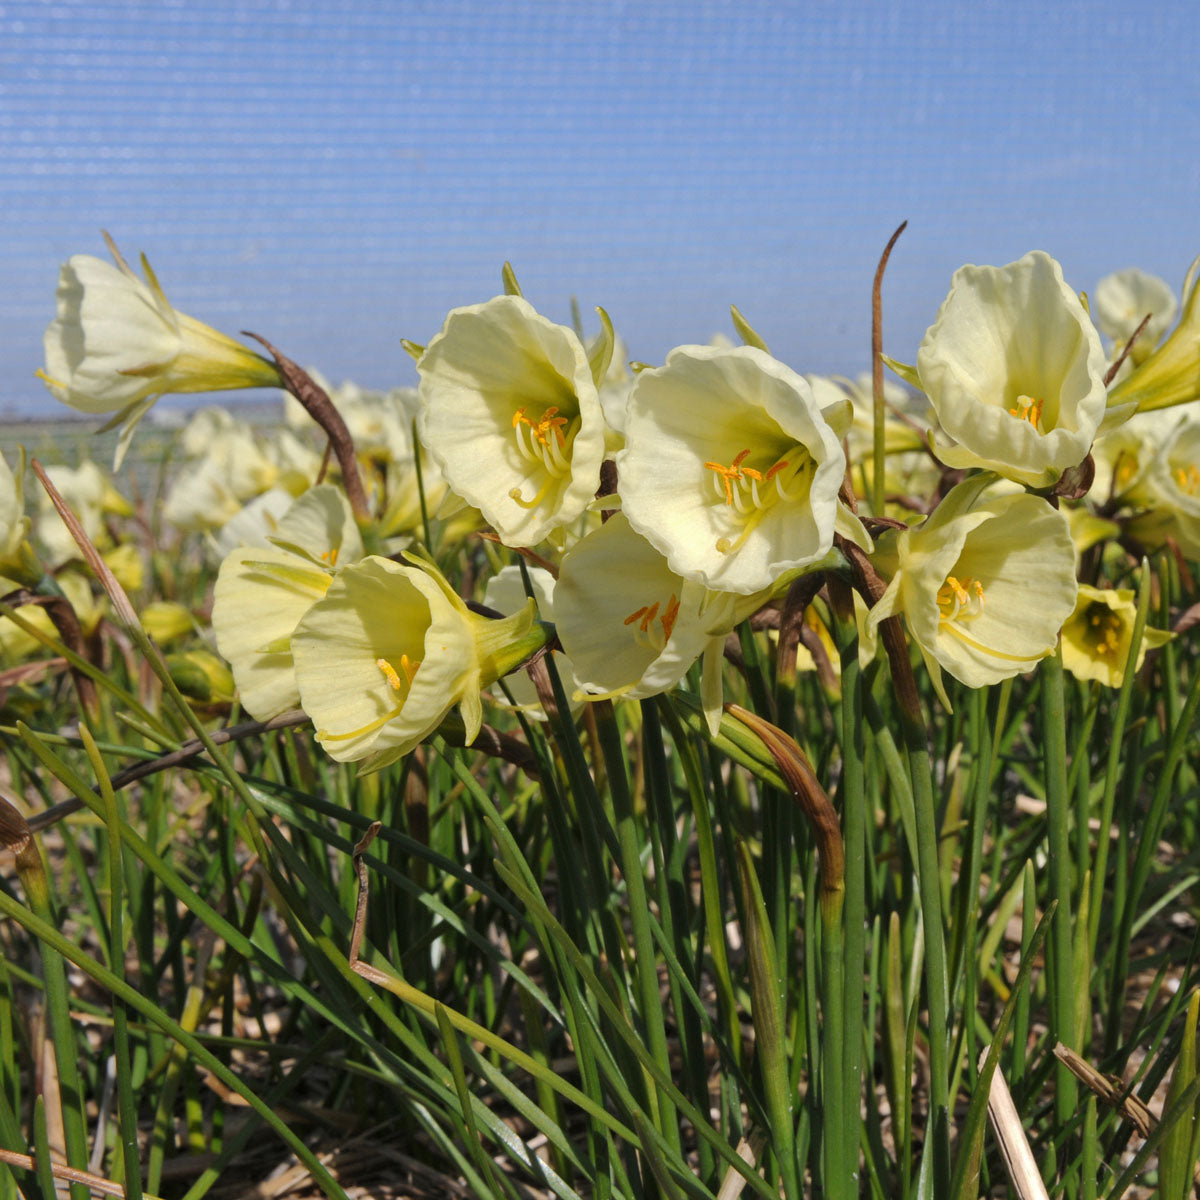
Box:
[1107,253,1200,415]
[554,512,771,733]
[1094,267,1177,369]
[914,251,1108,489]
[39,236,282,466]
[1061,584,1172,688]
[867,474,1078,707]
[617,345,859,596]
[416,294,608,548]
[164,407,318,536]
[290,553,550,770]
[211,485,364,720]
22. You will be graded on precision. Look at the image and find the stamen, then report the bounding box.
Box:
[320,546,340,567]
[622,593,681,652]
[1008,394,1045,430]
[513,405,569,449]
[704,448,761,506]
[510,405,580,504]
[638,602,660,632]
[937,575,986,622]
[1174,463,1200,495]
[1086,606,1123,656]
[34,368,68,391]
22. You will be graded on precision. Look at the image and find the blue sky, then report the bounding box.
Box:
[2,0,1198,416]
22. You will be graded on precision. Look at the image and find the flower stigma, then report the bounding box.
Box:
[376,654,420,691]
[623,593,680,652]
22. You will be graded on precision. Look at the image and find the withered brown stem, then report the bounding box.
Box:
[1103,312,1153,387]
[775,572,827,688]
[840,536,924,726]
[871,220,908,515]
[726,702,844,904]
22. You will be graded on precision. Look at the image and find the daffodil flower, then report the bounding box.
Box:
[416,295,607,547]
[916,251,1108,489]
[1122,416,1200,557]
[617,345,849,595]
[867,475,1078,706]
[211,485,364,720]
[1061,584,1172,687]
[554,512,770,732]
[1094,267,1177,367]
[1107,253,1200,414]
[40,238,282,467]
[291,554,549,770]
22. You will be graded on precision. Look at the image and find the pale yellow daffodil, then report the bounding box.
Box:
[1122,416,1200,557]
[1094,267,1177,367]
[554,512,771,733]
[211,485,364,720]
[40,239,281,467]
[617,345,854,595]
[1107,253,1200,414]
[291,554,549,770]
[867,475,1078,706]
[917,251,1108,489]
[417,295,607,548]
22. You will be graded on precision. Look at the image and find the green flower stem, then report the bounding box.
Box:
[902,704,952,1197]
[820,867,848,1200]
[14,843,90,1200]
[658,698,742,1068]
[81,727,144,1200]
[736,841,803,1200]
[1088,563,1151,959]
[1041,646,1078,1158]
[1108,627,1200,1049]
[846,544,949,1194]
[871,220,907,516]
[593,700,682,1155]
[829,578,866,1195]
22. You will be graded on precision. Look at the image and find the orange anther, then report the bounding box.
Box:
[514,405,569,449]
[660,593,680,642]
